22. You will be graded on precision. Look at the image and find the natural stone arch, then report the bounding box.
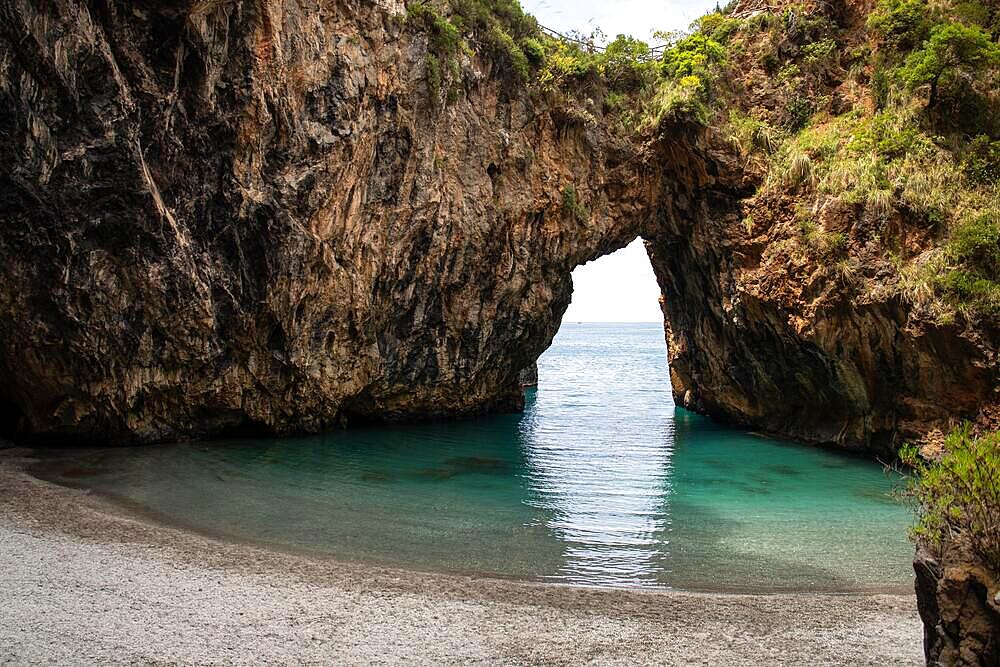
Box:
[0,0,993,453]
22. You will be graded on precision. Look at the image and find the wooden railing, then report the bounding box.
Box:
[537,24,668,59]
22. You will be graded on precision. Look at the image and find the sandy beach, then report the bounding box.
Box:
[0,448,923,665]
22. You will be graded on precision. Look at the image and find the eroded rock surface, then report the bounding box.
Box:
[647,191,998,455]
[915,544,1000,665]
[0,0,705,442]
[0,0,995,452]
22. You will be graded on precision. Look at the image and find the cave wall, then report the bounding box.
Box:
[645,165,997,454]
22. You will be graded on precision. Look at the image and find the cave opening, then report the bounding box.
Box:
[536,234,672,404]
[562,237,664,326]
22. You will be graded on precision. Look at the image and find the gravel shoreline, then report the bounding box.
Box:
[0,449,924,665]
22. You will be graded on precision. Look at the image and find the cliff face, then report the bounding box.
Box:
[644,0,999,455]
[647,184,997,455]
[0,0,712,442]
[0,0,995,450]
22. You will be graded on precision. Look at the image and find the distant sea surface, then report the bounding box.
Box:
[39,323,914,592]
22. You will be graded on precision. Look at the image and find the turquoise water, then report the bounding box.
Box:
[41,323,914,592]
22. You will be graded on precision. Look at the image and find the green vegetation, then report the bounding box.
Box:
[868,0,1000,131]
[405,0,730,126]
[405,0,541,103]
[560,185,588,223]
[405,0,999,317]
[704,0,1000,316]
[866,0,935,48]
[899,21,1000,109]
[644,32,726,126]
[939,211,1000,314]
[901,426,1000,570]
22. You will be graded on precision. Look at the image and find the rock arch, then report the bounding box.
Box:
[0,0,993,452]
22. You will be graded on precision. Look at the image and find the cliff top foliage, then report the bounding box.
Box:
[404,0,999,322]
[675,0,1000,323]
[902,425,1000,572]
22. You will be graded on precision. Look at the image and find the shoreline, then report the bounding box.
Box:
[0,448,925,664]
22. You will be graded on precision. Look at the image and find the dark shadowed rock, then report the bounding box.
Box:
[518,363,538,388]
[914,543,1000,665]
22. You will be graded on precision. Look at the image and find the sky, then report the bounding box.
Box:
[521,0,717,44]
[522,0,717,322]
[562,238,664,323]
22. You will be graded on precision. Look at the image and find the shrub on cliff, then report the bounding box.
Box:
[899,21,1000,110]
[867,0,935,49]
[406,0,539,98]
[902,425,1000,571]
[560,186,589,223]
[939,211,1000,314]
[638,32,726,129]
[406,3,465,104]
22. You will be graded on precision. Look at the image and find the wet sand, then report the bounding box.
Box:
[0,449,923,665]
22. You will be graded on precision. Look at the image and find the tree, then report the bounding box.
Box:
[902,21,1000,108]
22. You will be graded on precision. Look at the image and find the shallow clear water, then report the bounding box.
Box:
[41,323,914,592]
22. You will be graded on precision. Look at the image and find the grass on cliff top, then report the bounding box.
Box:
[404,0,540,104]
[405,0,1000,319]
[706,0,1000,321]
[901,425,1000,572]
[403,0,729,127]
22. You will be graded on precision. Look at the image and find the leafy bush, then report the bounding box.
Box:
[696,11,741,43]
[867,0,934,49]
[448,0,539,40]
[643,75,711,128]
[961,135,1000,186]
[783,95,814,132]
[948,210,1000,278]
[602,35,658,90]
[801,38,838,67]
[901,425,1000,570]
[661,33,725,79]
[938,270,1000,313]
[537,41,599,89]
[521,37,545,67]
[485,23,530,80]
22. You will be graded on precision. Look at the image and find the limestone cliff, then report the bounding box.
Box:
[0,0,996,454]
[0,0,702,442]
[646,0,999,455]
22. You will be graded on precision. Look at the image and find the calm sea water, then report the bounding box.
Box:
[41,323,914,592]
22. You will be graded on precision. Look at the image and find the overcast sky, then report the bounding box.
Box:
[521,0,716,44]
[523,0,716,322]
[561,239,665,323]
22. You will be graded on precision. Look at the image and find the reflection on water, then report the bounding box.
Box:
[37,324,914,592]
[519,330,676,587]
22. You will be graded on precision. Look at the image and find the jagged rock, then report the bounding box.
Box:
[0,0,694,442]
[517,363,538,388]
[914,543,1000,665]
